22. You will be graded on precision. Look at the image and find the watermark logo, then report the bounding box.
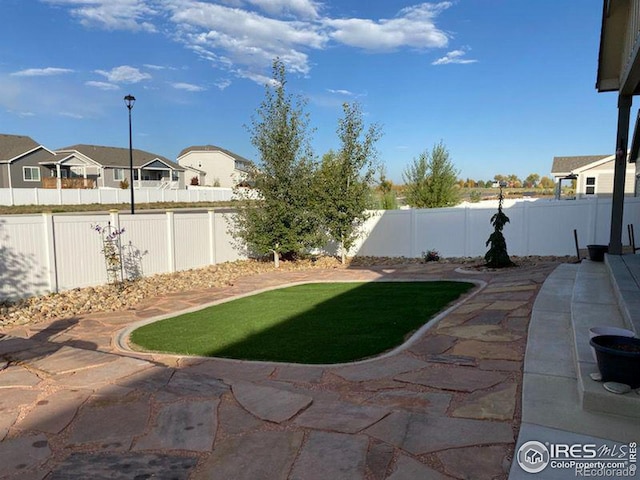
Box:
[517,441,550,473]
[516,441,637,477]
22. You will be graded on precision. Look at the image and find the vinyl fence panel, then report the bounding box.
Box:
[0,215,51,299]
[2,197,640,301]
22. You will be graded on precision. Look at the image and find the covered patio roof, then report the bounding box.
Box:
[597,0,640,254]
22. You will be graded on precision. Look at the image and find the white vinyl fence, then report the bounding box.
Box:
[351,197,640,258]
[1,197,640,300]
[0,210,243,300]
[0,187,233,206]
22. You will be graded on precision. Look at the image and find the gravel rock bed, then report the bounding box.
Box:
[0,255,572,329]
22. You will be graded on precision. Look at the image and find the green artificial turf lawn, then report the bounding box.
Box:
[130,281,474,364]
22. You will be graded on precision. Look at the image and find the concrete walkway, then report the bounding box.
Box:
[510,259,640,479]
[0,261,559,480]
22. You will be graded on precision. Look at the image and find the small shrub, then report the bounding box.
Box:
[190,176,199,186]
[119,178,129,190]
[91,222,125,284]
[422,249,440,262]
[469,190,482,203]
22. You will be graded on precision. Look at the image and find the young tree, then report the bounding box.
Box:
[377,167,397,210]
[524,173,540,188]
[485,186,514,268]
[507,174,522,188]
[316,102,382,264]
[539,176,555,189]
[231,58,322,266]
[403,141,460,208]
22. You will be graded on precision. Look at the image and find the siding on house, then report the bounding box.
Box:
[58,145,186,189]
[577,160,635,196]
[177,145,251,188]
[0,134,57,188]
[8,149,58,189]
[552,154,636,197]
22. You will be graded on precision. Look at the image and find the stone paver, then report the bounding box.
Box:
[0,434,51,477]
[231,381,312,423]
[194,431,303,480]
[25,345,117,375]
[134,399,218,451]
[15,389,92,434]
[451,383,518,420]
[0,366,42,388]
[365,411,514,454]
[396,364,508,392]
[0,260,560,479]
[332,354,428,382]
[67,395,151,447]
[49,452,198,480]
[450,339,523,360]
[437,445,511,479]
[387,454,449,480]
[294,399,389,433]
[289,431,368,480]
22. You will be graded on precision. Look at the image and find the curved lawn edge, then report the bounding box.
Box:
[114,278,487,367]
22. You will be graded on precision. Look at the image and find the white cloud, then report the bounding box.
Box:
[43,1,462,86]
[327,88,355,96]
[11,67,74,77]
[325,2,451,51]
[60,111,85,119]
[95,65,152,83]
[171,82,206,92]
[86,80,120,90]
[247,0,320,19]
[168,1,326,77]
[144,64,168,70]
[42,0,158,32]
[432,49,477,65]
[215,79,232,90]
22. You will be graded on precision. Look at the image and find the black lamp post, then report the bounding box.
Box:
[124,94,136,214]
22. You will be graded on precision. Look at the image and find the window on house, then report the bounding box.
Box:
[585,176,596,195]
[23,166,41,182]
[113,168,125,181]
[172,171,179,181]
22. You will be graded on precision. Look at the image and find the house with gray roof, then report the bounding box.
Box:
[177,145,252,188]
[55,145,185,189]
[551,154,636,198]
[0,134,57,188]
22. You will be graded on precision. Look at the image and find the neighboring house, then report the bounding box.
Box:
[181,164,206,186]
[0,134,57,188]
[56,145,186,189]
[551,154,636,198]
[177,145,252,188]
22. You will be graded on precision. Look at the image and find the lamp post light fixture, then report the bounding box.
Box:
[124,94,136,215]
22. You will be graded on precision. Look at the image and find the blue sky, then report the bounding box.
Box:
[0,0,618,183]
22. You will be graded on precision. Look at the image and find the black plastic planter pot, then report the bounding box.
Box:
[587,244,608,262]
[590,335,640,388]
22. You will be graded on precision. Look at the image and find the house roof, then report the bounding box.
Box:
[58,144,184,170]
[597,0,640,95]
[0,134,43,162]
[178,145,252,165]
[551,155,611,175]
